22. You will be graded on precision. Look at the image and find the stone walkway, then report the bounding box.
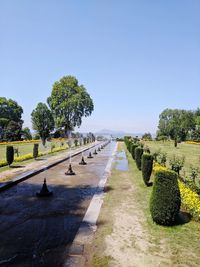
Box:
[0,141,116,267]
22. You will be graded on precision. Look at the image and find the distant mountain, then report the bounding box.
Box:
[95,129,126,135]
[95,129,144,138]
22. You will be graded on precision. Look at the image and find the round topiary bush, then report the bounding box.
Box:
[6,146,14,167]
[150,169,181,225]
[33,143,39,159]
[135,147,143,170]
[141,153,153,185]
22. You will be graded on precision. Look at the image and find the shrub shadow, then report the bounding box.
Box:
[146,182,153,187]
[103,185,113,193]
[172,211,192,226]
[10,165,25,168]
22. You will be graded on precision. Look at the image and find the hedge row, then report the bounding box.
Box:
[124,136,181,226]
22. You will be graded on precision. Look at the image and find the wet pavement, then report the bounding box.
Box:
[115,151,128,171]
[0,141,116,267]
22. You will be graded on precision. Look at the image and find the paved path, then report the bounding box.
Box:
[0,141,116,267]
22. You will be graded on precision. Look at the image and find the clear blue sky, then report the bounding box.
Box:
[1,0,200,134]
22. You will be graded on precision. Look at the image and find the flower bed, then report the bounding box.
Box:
[185,141,200,145]
[153,162,200,220]
[0,146,68,167]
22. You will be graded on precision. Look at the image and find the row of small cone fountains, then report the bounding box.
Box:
[36,141,111,197]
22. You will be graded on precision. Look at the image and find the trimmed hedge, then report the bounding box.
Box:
[141,153,153,185]
[6,146,14,166]
[150,169,181,225]
[135,147,143,170]
[33,143,39,159]
[131,144,138,159]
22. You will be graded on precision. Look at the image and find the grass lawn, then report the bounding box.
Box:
[0,140,66,161]
[143,141,200,180]
[88,142,200,267]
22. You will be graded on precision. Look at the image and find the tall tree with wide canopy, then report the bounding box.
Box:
[31,103,54,146]
[47,76,94,137]
[0,97,23,141]
[157,108,196,144]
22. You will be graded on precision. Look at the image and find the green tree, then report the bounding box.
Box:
[3,121,23,141]
[0,97,23,141]
[31,103,54,146]
[158,108,195,145]
[47,76,94,137]
[22,127,32,140]
[142,132,152,140]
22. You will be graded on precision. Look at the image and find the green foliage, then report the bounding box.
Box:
[31,102,54,146]
[14,147,19,157]
[33,143,39,159]
[169,155,185,175]
[83,137,87,145]
[47,75,94,136]
[158,108,196,141]
[131,144,138,159]
[6,146,14,166]
[150,169,181,225]
[135,147,143,170]
[74,139,78,147]
[144,145,150,154]
[142,132,152,141]
[157,152,167,167]
[3,121,23,141]
[22,127,32,140]
[190,166,199,183]
[33,133,40,140]
[156,135,168,141]
[141,153,153,185]
[0,97,23,141]
[152,149,161,162]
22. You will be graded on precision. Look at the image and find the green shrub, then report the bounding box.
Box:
[131,144,138,159]
[169,155,185,175]
[141,153,153,185]
[144,145,150,154]
[6,146,14,166]
[33,143,39,159]
[74,139,78,146]
[150,169,181,225]
[14,147,19,157]
[157,152,167,167]
[135,147,143,170]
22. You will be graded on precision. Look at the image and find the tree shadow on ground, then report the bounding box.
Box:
[0,181,105,267]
